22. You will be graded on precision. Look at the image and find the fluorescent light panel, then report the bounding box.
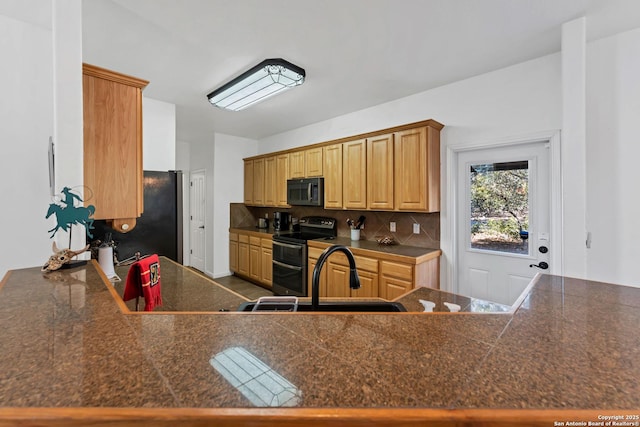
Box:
[207,58,305,111]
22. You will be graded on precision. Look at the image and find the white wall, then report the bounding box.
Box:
[188,136,215,276]
[53,0,84,254]
[586,27,640,287]
[259,53,562,291]
[143,97,176,171]
[212,133,258,277]
[0,1,83,278]
[183,132,257,278]
[0,1,179,279]
[176,141,191,264]
[0,10,52,278]
[259,54,561,154]
[561,18,587,280]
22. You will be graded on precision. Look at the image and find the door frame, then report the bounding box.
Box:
[442,130,563,294]
[189,169,206,272]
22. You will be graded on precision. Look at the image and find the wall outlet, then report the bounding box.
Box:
[413,223,420,234]
[390,222,396,232]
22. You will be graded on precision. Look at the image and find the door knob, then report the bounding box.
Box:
[199,225,205,229]
[529,262,549,270]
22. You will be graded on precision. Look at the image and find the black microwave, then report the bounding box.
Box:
[287,177,324,206]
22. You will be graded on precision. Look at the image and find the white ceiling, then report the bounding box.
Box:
[81,0,640,142]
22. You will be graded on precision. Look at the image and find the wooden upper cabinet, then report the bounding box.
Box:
[83,63,148,232]
[244,155,287,207]
[276,154,290,207]
[323,143,343,209]
[263,156,277,206]
[289,150,305,178]
[394,126,440,212]
[241,120,442,212]
[244,160,254,205]
[252,158,265,206]
[366,133,394,210]
[305,147,323,177]
[343,139,367,209]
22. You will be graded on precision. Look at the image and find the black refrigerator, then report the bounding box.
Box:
[91,170,183,264]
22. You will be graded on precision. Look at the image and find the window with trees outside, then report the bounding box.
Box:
[469,160,529,255]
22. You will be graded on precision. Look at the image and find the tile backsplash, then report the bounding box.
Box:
[230,203,439,249]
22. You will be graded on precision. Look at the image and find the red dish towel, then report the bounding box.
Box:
[123,254,162,311]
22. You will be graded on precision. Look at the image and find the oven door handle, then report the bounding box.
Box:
[272,260,303,271]
[272,241,302,250]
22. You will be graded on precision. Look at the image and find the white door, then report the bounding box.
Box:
[457,141,550,305]
[190,170,206,272]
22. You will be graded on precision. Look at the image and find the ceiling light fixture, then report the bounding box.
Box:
[207,58,305,111]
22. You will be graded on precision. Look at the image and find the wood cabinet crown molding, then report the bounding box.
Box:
[243,119,444,162]
[82,63,149,89]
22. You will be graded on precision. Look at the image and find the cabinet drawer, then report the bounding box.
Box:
[229,232,238,242]
[308,247,325,260]
[238,234,249,244]
[250,236,261,246]
[328,252,378,273]
[261,238,272,249]
[381,261,413,280]
[354,256,378,273]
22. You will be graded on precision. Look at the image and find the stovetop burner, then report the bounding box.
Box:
[272,216,337,244]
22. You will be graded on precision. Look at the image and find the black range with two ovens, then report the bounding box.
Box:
[271,216,336,297]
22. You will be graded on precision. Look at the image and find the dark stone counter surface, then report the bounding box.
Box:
[1,259,639,411]
[308,237,441,263]
[231,227,442,263]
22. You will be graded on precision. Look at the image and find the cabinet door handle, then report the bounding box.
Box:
[273,260,302,271]
[273,241,301,250]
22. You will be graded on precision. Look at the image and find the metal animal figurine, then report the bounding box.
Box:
[41,242,90,272]
[45,187,95,238]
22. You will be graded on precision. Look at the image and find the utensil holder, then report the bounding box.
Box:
[350,229,360,241]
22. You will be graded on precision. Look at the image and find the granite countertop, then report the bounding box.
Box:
[112,260,248,312]
[230,226,279,236]
[308,237,441,263]
[1,259,639,422]
[230,227,442,263]
[396,286,512,313]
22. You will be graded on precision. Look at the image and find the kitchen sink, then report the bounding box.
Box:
[237,300,407,312]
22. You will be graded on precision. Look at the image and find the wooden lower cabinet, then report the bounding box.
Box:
[380,260,415,300]
[379,275,413,300]
[249,236,261,282]
[352,270,378,298]
[379,259,440,299]
[260,239,273,287]
[326,262,351,298]
[307,243,440,300]
[230,231,273,288]
[238,234,250,277]
[307,250,327,297]
[229,233,239,272]
[307,248,378,298]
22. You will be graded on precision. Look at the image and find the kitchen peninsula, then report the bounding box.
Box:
[0,260,638,426]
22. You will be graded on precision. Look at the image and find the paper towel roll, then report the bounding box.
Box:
[98,246,120,282]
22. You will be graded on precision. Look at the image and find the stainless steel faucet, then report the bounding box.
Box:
[311,245,360,310]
